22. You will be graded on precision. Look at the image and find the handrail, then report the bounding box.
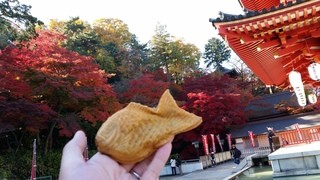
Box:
[277,127,320,146]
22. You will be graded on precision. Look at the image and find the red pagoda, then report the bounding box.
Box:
[210,0,320,92]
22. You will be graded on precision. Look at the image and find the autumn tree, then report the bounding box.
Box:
[118,34,150,78]
[92,18,132,48]
[150,23,201,83]
[0,30,120,152]
[203,37,231,69]
[116,72,169,107]
[92,18,150,82]
[173,74,254,157]
[183,74,253,132]
[168,39,201,84]
[0,0,43,49]
[49,17,149,82]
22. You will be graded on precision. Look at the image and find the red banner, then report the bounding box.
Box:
[202,135,209,155]
[210,134,216,153]
[226,134,232,150]
[294,123,303,140]
[30,139,36,180]
[248,131,255,147]
[216,134,224,152]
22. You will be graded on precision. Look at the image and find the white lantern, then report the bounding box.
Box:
[288,71,306,106]
[308,93,317,104]
[294,86,307,106]
[289,70,303,87]
[308,63,320,80]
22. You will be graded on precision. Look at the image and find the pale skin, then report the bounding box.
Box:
[59,131,172,180]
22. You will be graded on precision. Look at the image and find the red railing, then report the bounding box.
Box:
[277,127,320,146]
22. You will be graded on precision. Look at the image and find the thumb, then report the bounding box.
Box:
[59,131,87,177]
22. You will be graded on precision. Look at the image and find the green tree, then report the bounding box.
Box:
[93,18,138,82]
[92,18,132,48]
[168,39,201,84]
[150,23,201,83]
[62,17,101,56]
[0,0,43,49]
[203,37,231,69]
[117,34,150,78]
[149,23,172,75]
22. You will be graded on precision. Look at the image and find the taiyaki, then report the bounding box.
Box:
[95,89,202,164]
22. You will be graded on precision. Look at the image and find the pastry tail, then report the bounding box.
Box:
[157,89,202,133]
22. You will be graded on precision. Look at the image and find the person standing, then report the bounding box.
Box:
[210,151,216,166]
[176,154,183,175]
[231,144,241,164]
[267,127,275,152]
[170,157,177,175]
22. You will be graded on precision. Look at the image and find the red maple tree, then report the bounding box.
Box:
[0,30,120,143]
[118,72,169,107]
[174,74,254,158]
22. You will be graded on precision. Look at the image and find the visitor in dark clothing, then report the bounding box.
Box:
[267,127,275,152]
[231,144,241,164]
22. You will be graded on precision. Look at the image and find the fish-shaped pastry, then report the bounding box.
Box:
[95,89,202,164]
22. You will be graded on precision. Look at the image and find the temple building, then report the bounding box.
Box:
[210,0,320,90]
[209,1,320,176]
[209,0,320,160]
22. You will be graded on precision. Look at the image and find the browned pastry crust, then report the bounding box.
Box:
[95,89,202,164]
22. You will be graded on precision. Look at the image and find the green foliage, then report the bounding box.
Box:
[0,12,263,162]
[50,17,151,83]
[150,23,173,73]
[168,39,201,84]
[0,150,31,179]
[0,149,63,179]
[0,0,43,49]
[62,17,101,56]
[150,23,201,83]
[203,37,231,69]
[93,18,132,48]
[118,34,150,79]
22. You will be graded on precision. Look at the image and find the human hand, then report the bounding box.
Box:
[59,131,172,180]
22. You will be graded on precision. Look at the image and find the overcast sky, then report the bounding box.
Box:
[20,0,243,49]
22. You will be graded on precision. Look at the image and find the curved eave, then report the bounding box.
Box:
[240,0,280,11]
[210,0,308,24]
[211,0,320,89]
[225,37,287,86]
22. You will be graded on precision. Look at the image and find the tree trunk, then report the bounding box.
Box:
[11,131,24,152]
[45,121,57,155]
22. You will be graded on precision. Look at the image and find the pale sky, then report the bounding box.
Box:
[20,0,244,52]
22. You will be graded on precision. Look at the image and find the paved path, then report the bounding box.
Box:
[159,142,320,180]
[159,160,240,180]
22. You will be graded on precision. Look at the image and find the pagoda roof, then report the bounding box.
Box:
[209,0,320,89]
[239,0,281,12]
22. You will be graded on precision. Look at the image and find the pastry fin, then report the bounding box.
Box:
[157,89,179,114]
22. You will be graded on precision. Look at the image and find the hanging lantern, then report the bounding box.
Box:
[289,71,303,87]
[308,63,320,80]
[308,93,317,104]
[288,71,306,106]
[294,86,307,106]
